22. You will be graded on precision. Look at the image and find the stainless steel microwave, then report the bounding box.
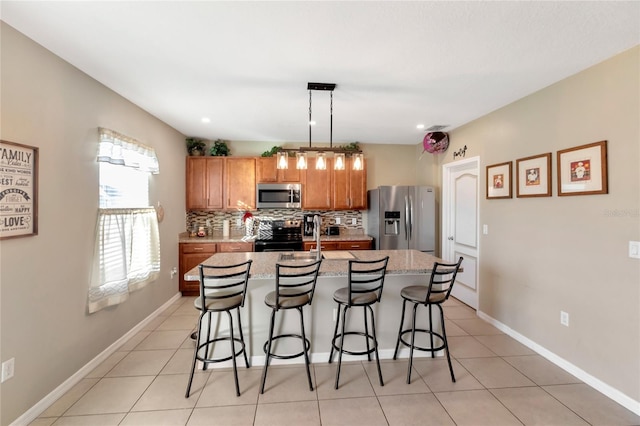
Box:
[256,183,302,209]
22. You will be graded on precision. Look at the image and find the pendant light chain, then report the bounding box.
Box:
[308,90,312,148]
[330,91,333,148]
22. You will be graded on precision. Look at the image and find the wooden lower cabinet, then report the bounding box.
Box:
[179,243,216,296]
[337,240,371,250]
[179,241,254,296]
[303,240,371,251]
[218,242,254,252]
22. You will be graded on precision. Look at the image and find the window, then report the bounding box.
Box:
[88,128,160,314]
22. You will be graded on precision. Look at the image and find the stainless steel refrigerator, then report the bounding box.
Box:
[367,186,435,252]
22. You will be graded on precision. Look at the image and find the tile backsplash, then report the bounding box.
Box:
[186,209,362,235]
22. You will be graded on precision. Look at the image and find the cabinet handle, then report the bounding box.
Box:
[193,247,204,251]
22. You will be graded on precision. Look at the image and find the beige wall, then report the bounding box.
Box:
[434,46,640,403]
[0,23,187,425]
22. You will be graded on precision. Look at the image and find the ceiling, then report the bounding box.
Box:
[2,1,639,146]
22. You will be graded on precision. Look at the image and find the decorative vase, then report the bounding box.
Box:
[245,218,254,237]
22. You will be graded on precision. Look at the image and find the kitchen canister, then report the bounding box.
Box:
[222,219,230,237]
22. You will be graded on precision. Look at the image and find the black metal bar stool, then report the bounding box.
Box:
[329,257,389,389]
[260,259,322,394]
[393,257,463,384]
[185,260,252,398]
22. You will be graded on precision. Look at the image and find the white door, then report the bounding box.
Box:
[442,157,479,309]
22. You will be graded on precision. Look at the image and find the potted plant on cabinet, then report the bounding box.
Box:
[186,138,206,156]
[210,139,230,156]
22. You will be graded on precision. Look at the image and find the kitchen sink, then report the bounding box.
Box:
[278,251,357,262]
[278,252,321,262]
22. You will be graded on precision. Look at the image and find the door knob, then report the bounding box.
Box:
[448,236,454,240]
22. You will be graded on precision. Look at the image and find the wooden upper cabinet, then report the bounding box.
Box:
[280,158,301,182]
[256,157,278,182]
[302,158,332,210]
[256,157,300,183]
[225,158,256,210]
[186,157,224,210]
[332,158,367,210]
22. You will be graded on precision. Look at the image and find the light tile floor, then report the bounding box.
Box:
[30,297,640,426]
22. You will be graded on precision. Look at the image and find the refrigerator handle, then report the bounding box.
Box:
[408,195,413,240]
[404,195,410,240]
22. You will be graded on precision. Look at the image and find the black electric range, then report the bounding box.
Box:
[254,219,304,252]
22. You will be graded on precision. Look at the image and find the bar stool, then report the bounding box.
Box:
[393,257,463,384]
[260,259,322,394]
[185,260,252,398]
[329,257,389,389]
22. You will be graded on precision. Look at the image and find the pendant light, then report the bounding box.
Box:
[276,82,364,171]
[334,152,345,170]
[276,151,288,169]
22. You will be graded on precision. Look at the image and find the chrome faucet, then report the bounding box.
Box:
[313,214,322,258]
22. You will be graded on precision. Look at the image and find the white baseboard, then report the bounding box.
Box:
[477,310,640,416]
[12,293,182,426]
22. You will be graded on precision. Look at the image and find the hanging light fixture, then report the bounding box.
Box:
[334,152,345,170]
[276,82,364,171]
[352,153,364,171]
[276,151,288,169]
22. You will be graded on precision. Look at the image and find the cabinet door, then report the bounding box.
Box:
[332,167,350,210]
[337,240,371,250]
[218,242,254,252]
[349,158,367,210]
[186,157,208,209]
[186,157,225,210]
[332,158,367,210]
[302,158,332,209]
[225,158,256,210]
[179,243,216,295]
[205,158,225,209]
[280,157,301,182]
[256,157,277,183]
[305,241,339,251]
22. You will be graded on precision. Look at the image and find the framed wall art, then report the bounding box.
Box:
[557,140,608,196]
[516,153,551,198]
[0,140,39,239]
[486,161,512,199]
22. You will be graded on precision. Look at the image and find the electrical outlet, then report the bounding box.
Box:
[483,224,488,235]
[629,241,640,259]
[1,358,15,383]
[335,217,341,224]
[351,218,356,225]
[170,267,178,279]
[560,311,569,327]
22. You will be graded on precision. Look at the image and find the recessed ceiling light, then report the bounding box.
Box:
[201,117,211,123]
[416,124,425,130]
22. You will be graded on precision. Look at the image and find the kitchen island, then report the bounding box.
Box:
[184,250,449,365]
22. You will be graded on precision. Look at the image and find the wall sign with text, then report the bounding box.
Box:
[0,140,39,239]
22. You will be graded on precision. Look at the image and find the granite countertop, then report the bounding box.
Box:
[184,249,443,281]
[179,231,373,244]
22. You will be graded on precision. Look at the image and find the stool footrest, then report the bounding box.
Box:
[263,333,310,360]
[398,328,446,353]
[331,331,378,357]
[195,336,246,364]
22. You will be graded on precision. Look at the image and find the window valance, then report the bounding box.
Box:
[98,127,159,174]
